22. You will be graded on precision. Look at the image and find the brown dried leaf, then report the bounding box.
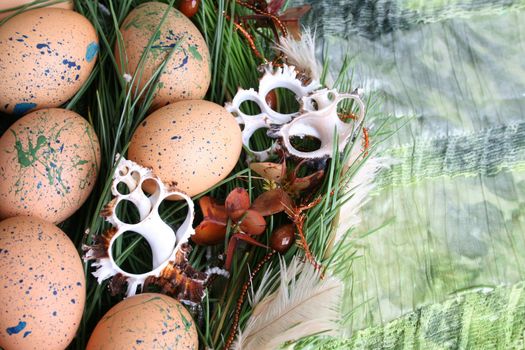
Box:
[192,196,228,245]
[225,233,269,270]
[250,162,285,183]
[280,5,312,40]
[239,209,267,235]
[192,220,227,245]
[225,188,250,221]
[289,169,325,193]
[199,196,228,222]
[252,188,294,217]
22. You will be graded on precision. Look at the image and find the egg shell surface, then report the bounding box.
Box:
[86,293,198,350]
[117,1,211,111]
[128,100,242,197]
[0,216,86,350]
[0,0,74,20]
[0,108,101,223]
[0,8,99,115]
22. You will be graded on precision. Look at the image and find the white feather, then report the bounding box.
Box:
[335,156,393,241]
[275,28,323,82]
[233,257,342,350]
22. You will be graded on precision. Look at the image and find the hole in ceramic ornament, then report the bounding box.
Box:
[112,231,154,275]
[239,100,262,116]
[116,182,131,195]
[114,199,142,225]
[248,128,273,152]
[337,96,362,124]
[309,99,319,111]
[267,88,300,114]
[141,178,160,198]
[130,170,141,183]
[157,198,190,226]
[289,135,322,153]
[119,166,129,176]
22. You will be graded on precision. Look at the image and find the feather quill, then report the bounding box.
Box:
[233,257,342,350]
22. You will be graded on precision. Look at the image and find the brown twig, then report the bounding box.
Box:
[223,12,266,62]
[281,197,323,274]
[235,0,288,37]
[293,198,323,272]
[224,251,276,349]
[362,127,370,157]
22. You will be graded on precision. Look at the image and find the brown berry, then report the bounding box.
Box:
[270,224,295,253]
[179,0,201,18]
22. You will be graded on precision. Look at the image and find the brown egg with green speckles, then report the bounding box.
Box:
[116,1,211,111]
[86,293,198,350]
[0,108,101,223]
[128,100,242,197]
[0,1,74,20]
[0,8,98,116]
[0,216,85,350]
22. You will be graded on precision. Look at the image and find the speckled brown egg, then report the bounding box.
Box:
[0,8,98,116]
[0,216,85,350]
[0,1,74,21]
[117,1,211,111]
[86,293,198,350]
[128,100,242,197]
[0,108,101,223]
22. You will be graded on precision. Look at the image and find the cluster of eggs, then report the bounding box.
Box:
[0,2,100,349]
[0,1,242,349]
[121,1,242,197]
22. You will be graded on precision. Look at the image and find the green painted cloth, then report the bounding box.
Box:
[292,0,525,347]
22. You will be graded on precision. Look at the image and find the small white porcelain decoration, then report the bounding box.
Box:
[84,156,207,303]
[276,89,366,159]
[225,64,320,161]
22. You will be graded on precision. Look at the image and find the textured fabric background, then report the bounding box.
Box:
[291,0,525,346]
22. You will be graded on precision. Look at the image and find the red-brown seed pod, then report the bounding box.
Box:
[239,209,267,236]
[270,223,295,253]
[179,0,201,18]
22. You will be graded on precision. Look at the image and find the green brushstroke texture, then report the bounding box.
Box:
[291,0,525,348]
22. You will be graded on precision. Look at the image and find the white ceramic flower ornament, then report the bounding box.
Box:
[275,89,366,159]
[225,64,320,161]
[84,156,208,304]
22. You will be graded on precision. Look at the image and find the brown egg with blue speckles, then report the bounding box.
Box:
[0,108,101,223]
[86,293,198,350]
[0,216,85,350]
[0,1,74,20]
[116,1,211,111]
[0,8,98,116]
[128,100,242,197]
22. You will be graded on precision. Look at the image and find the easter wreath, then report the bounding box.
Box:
[0,1,394,349]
